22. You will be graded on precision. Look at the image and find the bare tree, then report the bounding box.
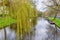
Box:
[43,0,60,39]
[43,0,60,19]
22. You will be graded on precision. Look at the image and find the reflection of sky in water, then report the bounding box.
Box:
[35,19,49,40]
[6,27,16,40]
[0,27,16,40]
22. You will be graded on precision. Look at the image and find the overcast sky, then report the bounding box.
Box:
[36,0,47,12]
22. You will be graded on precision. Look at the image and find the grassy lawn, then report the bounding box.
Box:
[0,16,16,29]
[48,17,60,28]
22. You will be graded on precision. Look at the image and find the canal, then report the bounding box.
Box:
[0,17,60,40]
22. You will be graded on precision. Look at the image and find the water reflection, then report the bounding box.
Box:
[34,18,60,40]
[0,18,60,40]
[0,27,16,40]
[6,27,16,40]
[35,18,49,40]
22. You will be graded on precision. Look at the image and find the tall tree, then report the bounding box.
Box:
[43,0,60,19]
[8,0,38,40]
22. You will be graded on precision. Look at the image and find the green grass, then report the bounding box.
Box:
[48,17,60,28]
[0,16,16,29]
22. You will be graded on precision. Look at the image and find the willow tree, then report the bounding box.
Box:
[7,0,38,40]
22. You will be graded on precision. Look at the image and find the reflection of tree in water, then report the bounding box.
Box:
[31,17,37,27]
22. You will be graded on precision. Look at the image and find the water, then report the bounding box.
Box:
[33,18,60,40]
[0,27,16,40]
[35,18,49,40]
[0,18,60,40]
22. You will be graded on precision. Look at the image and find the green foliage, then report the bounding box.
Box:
[48,17,60,28]
[0,16,16,29]
[0,0,38,39]
[7,1,38,39]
